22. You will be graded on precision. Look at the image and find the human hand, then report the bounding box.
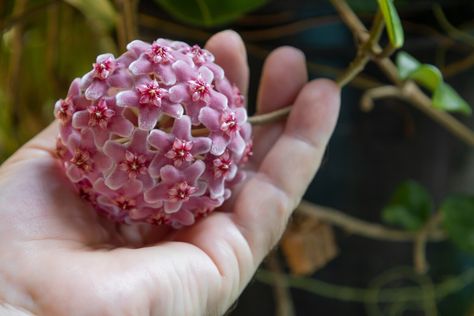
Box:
[0,30,340,316]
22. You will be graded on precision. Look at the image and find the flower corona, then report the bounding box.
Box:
[54,38,252,228]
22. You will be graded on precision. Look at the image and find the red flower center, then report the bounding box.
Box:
[70,148,92,172]
[119,151,148,178]
[168,181,196,202]
[213,152,232,178]
[114,196,136,211]
[188,78,212,103]
[165,139,194,166]
[147,44,173,64]
[137,80,166,106]
[93,57,114,80]
[220,111,239,135]
[88,99,115,129]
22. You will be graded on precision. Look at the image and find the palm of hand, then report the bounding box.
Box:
[0,31,339,316]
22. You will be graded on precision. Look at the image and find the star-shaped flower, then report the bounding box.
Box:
[147,115,211,174]
[116,76,183,130]
[144,161,206,213]
[103,129,154,190]
[72,97,134,146]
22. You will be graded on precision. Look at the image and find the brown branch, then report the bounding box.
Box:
[266,252,295,316]
[360,85,401,111]
[443,52,474,77]
[297,200,446,242]
[414,212,444,274]
[240,16,340,41]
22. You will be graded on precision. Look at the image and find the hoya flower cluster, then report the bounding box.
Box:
[54,39,252,227]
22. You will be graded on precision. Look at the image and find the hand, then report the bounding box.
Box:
[0,30,340,316]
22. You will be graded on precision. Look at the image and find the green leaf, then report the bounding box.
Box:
[433,83,472,115]
[407,65,442,91]
[156,0,269,27]
[396,51,420,79]
[63,0,117,30]
[377,0,404,48]
[396,52,442,90]
[382,180,432,231]
[441,195,474,254]
[396,52,472,115]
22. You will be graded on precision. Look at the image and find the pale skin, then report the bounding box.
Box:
[0,31,340,316]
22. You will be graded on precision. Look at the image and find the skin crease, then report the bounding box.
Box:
[0,30,340,316]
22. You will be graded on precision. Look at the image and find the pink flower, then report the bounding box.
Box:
[72,97,134,146]
[80,54,133,100]
[128,39,184,85]
[199,106,248,156]
[168,62,227,123]
[54,38,253,227]
[147,116,211,173]
[103,129,154,190]
[64,130,112,183]
[116,77,183,130]
[144,161,206,213]
[94,178,159,222]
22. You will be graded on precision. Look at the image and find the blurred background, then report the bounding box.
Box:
[1,0,474,315]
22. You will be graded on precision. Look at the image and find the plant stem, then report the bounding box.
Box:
[247,0,474,146]
[413,212,444,274]
[297,201,446,242]
[266,252,295,316]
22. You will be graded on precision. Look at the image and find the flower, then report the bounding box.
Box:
[55,38,252,227]
[147,115,211,173]
[116,77,183,130]
[80,54,133,100]
[199,106,248,156]
[103,129,154,190]
[144,161,206,213]
[72,97,134,146]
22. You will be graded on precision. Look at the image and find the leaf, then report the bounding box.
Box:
[382,180,432,231]
[433,83,472,115]
[396,51,420,79]
[155,0,269,27]
[441,195,474,254]
[63,0,117,30]
[396,52,472,115]
[377,0,404,48]
[396,52,442,90]
[281,211,338,276]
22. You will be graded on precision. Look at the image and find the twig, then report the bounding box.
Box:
[414,212,444,274]
[266,252,295,316]
[433,4,474,47]
[336,11,384,87]
[360,85,401,111]
[330,0,474,146]
[256,267,474,303]
[443,51,474,77]
[240,15,340,41]
[401,82,474,146]
[297,200,446,242]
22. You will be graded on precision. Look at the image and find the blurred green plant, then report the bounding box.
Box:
[154,0,269,27]
[396,51,472,115]
[382,180,433,231]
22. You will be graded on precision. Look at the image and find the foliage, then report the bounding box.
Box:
[377,0,404,48]
[442,195,474,254]
[396,51,472,115]
[154,0,269,27]
[382,180,433,231]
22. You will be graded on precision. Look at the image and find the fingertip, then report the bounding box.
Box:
[257,46,307,114]
[205,30,249,96]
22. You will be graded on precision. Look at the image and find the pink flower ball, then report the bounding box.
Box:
[54,39,253,228]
